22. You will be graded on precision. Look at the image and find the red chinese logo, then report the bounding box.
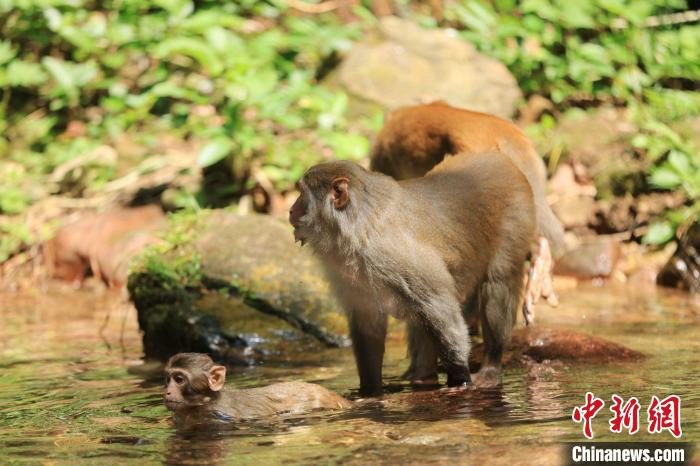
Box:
[572,392,605,439]
[647,394,682,438]
[572,393,682,439]
[609,394,640,435]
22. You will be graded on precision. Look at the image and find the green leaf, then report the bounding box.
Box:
[197,138,233,167]
[152,38,224,76]
[649,166,682,189]
[5,60,48,87]
[0,40,15,65]
[323,133,369,160]
[154,0,193,21]
[42,57,97,100]
[667,150,690,174]
[0,187,30,214]
[642,222,675,245]
[42,56,75,92]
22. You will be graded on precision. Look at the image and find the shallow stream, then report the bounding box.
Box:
[0,283,698,464]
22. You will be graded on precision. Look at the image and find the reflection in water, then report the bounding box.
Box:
[0,283,698,464]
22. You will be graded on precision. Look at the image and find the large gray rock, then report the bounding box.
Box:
[337,17,521,118]
[195,213,348,345]
[128,211,349,363]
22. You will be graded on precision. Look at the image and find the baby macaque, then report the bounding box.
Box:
[164,353,351,423]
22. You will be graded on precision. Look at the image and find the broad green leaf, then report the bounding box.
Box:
[667,150,691,175]
[42,57,97,98]
[197,138,234,167]
[649,166,682,189]
[5,60,47,87]
[42,56,75,92]
[0,41,15,65]
[642,222,675,245]
[153,38,224,76]
[558,1,595,29]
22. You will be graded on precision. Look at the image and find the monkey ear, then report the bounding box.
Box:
[331,177,350,210]
[207,365,227,392]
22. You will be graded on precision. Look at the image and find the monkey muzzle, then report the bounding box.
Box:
[293,228,307,246]
[164,399,182,411]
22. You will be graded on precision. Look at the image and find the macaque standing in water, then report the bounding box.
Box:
[370,101,564,325]
[164,353,350,425]
[289,151,537,394]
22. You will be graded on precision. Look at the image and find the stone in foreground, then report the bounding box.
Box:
[128,211,349,362]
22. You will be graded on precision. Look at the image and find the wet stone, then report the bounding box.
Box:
[470,326,644,370]
[128,211,349,363]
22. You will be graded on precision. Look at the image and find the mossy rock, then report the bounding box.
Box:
[128,211,349,362]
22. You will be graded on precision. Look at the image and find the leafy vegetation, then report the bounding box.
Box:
[442,0,699,243]
[0,0,698,265]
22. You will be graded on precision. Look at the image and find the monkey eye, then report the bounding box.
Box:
[173,374,186,385]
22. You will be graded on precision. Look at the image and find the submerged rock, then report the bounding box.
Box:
[337,17,521,118]
[128,211,349,363]
[657,222,700,293]
[470,326,644,370]
[553,237,622,278]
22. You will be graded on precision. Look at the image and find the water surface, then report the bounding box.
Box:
[0,283,698,464]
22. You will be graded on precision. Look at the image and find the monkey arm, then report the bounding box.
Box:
[415,292,472,386]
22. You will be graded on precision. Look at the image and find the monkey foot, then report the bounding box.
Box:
[359,386,384,397]
[410,375,440,388]
[446,371,472,387]
[522,236,558,326]
[472,367,502,388]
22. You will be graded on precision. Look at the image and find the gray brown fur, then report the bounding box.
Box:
[164,353,350,425]
[291,150,537,394]
[370,101,564,256]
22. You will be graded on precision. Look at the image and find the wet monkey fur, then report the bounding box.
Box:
[290,152,537,394]
[164,353,350,424]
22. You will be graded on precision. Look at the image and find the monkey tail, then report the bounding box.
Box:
[535,198,566,259]
[496,138,566,258]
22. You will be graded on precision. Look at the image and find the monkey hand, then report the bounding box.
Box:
[472,367,502,388]
[522,237,558,326]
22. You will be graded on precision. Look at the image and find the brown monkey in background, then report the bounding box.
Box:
[164,353,350,425]
[289,150,536,394]
[370,101,563,380]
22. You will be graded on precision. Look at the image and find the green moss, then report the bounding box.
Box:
[130,209,211,287]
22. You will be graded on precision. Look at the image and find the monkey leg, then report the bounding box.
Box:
[522,236,558,326]
[403,320,439,386]
[475,276,521,388]
[417,294,472,387]
[349,308,388,396]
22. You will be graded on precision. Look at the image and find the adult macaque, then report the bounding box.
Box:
[370,101,563,325]
[289,151,536,394]
[164,353,350,424]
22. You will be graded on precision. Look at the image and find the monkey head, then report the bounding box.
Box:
[164,353,227,412]
[289,161,378,250]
